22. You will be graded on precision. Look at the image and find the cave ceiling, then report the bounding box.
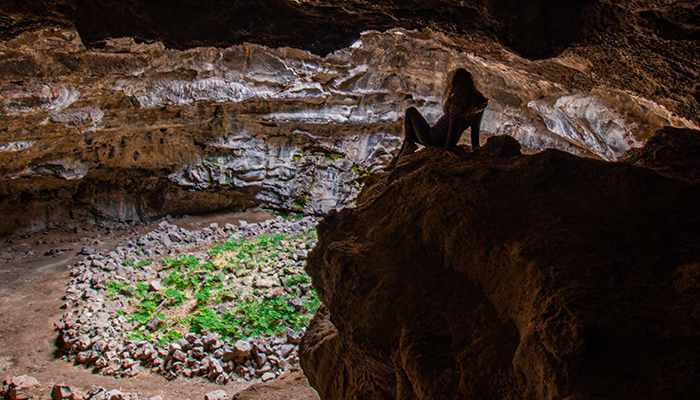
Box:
[0,0,696,59]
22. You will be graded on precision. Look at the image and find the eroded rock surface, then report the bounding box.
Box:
[1,25,695,236]
[300,131,700,399]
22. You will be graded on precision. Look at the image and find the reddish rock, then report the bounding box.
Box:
[2,375,41,400]
[51,385,79,400]
[301,133,700,399]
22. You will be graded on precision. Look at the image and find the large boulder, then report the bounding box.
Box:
[300,132,700,399]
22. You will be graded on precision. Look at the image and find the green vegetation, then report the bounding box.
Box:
[291,147,345,164]
[353,164,370,184]
[324,151,345,163]
[292,194,308,210]
[108,226,320,345]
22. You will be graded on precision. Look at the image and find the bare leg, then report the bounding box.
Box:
[405,107,433,146]
[471,111,484,148]
[387,107,432,170]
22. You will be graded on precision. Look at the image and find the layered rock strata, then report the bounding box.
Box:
[300,131,700,399]
[1,27,695,236]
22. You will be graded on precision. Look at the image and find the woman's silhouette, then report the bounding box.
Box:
[389,68,488,167]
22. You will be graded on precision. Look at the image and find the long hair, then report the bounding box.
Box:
[443,68,483,117]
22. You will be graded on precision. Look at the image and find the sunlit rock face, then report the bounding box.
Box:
[0,23,697,234]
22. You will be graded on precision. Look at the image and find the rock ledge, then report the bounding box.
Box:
[300,132,700,399]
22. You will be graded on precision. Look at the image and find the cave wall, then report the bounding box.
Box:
[2,0,698,120]
[1,24,697,235]
[0,1,698,236]
[2,0,691,59]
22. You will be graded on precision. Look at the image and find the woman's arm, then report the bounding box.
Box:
[443,112,464,152]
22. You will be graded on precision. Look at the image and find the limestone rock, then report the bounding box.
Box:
[261,372,276,382]
[149,280,163,292]
[204,389,229,400]
[103,389,138,400]
[301,134,700,399]
[232,340,252,360]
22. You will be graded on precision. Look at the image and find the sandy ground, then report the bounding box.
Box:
[0,211,319,400]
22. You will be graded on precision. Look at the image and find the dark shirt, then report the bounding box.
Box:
[429,97,488,151]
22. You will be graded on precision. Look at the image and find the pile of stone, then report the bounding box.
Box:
[56,214,318,383]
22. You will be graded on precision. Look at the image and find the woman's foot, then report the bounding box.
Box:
[385,141,418,171]
[399,141,418,157]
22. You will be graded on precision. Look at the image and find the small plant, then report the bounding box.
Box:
[353,164,370,184]
[293,194,308,210]
[324,151,345,163]
[118,224,321,344]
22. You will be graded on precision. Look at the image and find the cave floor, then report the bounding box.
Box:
[0,211,319,400]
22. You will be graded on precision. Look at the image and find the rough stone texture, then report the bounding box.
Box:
[1,375,41,400]
[50,384,80,400]
[1,23,696,236]
[2,1,698,120]
[0,0,696,62]
[300,131,700,399]
[619,126,700,186]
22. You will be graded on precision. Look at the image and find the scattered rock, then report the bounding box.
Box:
[277,344,295,359]
[204,389,229,400]
[145,316,165,332]
[2,375,41,400]
[51,385,80,400]
[80,246,96,255]
[254,277,275,288]
[103,389,138,400]
[232,340,252,359]
[57,214,319,385]
[149,280,163,291]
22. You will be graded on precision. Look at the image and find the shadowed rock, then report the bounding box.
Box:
[300,131,700,399]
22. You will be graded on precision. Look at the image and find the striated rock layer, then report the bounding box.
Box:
[300,130,700,399]
[1,26,695,236]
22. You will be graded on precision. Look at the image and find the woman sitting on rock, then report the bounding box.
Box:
[389,68,488,167]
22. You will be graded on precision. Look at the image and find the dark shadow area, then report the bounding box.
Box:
[4,0,696,59]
